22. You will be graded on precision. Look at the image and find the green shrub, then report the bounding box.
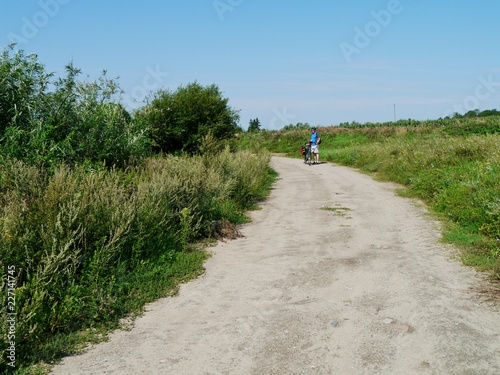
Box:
[0,148,273,371]
[0,47,150,169]
[136,82,241,154]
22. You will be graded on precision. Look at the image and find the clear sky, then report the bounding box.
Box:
[2,0,500,130]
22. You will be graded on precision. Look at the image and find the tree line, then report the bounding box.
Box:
[0,46,241,169]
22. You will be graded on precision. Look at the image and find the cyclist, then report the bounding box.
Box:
[310,127,321,164]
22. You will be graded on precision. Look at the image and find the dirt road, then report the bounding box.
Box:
[51,156,500,375]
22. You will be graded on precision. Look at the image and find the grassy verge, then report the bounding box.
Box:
[327,132,500,278]
[0,148,275,374]
[238,119,500,280]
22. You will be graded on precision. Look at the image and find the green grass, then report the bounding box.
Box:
[321,206,352,217]
[0,148,276,374]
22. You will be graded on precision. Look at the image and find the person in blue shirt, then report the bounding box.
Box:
[310,127,321,164]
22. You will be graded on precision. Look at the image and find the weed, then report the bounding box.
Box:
[0,149,273,372]
[321,206,352,217]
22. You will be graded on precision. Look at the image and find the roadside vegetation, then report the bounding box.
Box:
[238,115,500,281]
[0,46,275,374]
[2,43,499,373]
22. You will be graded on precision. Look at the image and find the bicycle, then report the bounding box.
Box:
[300,142,312,166]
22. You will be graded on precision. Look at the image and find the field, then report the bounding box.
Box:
[2,47,499,373]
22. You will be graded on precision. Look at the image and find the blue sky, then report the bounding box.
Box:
[2,0,500,130]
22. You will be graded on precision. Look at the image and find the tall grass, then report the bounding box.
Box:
[327,132,500,276]
[0,148,273,373]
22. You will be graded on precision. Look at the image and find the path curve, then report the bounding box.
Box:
[52,156,500,375]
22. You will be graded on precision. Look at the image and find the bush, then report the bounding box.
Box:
[0,46,150,168]
[136,82,240,154]
[0,149,273,370]
[0,47,50,136]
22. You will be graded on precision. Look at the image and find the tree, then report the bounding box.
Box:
[0,46,51,136]
[282,122,311,131]
[464,109,480,118]
[0,47,150,167]
[137,82,240,154]
[479,109,500,117]
[248,118,261,132]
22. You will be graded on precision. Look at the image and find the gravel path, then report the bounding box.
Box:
[51,156,500,375]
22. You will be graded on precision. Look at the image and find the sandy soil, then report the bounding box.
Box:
[51,156,500,375]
